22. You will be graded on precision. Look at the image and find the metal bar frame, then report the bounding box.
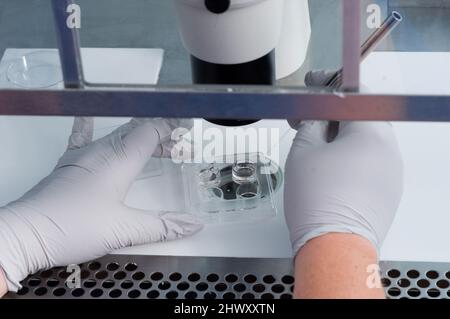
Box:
[0,0,448,122]
[51,0,84,89]
[341,0,361,91]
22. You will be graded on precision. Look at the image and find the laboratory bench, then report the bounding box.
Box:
[2,0,450,299]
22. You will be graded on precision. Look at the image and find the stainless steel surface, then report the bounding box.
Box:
[5,255,450,299]
[6,255,295,299]
[51,0,84,89]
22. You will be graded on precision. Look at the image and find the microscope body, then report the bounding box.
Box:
[174,0,311,125]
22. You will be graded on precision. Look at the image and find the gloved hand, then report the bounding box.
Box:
[284,71,404,256]
[0,117,202,292]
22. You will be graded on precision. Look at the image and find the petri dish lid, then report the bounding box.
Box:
[7,50,63,89]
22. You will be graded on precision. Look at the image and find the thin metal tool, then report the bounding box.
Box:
[326,11,403,142]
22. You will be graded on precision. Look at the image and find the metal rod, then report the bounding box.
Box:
[51,0,84,89]
[326,11,403,142]
[341,0,361,91]
[361,11,403,61]
[327,11,404,89]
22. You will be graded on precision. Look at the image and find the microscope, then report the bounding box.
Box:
[174,0,311,126]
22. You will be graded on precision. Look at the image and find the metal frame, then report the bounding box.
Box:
[0,0,448,121]
[0,88,450,121]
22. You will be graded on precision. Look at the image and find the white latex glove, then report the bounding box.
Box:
[0,117,202,292]
[285,71,404,256]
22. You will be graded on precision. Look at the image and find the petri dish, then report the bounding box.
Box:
[232,161,257,184]
[7,50,63,89]
[198,166,221,187]
[236,182,260,199]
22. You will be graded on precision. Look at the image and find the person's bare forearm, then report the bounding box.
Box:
[0,267,7,298]
[294,233,385,299]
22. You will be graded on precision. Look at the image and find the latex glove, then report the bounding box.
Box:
[0,118,202,292]
[285,71,404,256]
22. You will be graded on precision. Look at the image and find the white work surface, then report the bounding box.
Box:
[1,49,450,262]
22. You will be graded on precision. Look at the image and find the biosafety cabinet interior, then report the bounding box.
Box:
[2,0,450,299]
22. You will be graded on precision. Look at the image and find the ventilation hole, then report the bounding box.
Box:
[244,274,257,284]
[281,275,295,285]
[102,280,115,289]
[188,273,201,282]
[223,292,236,299]
[132,272,145,281]
[28,278,42,287]
[253,284,265,293]
[139,281,152,290]
[124,263,138,272]
[290,285,294,293]
[207,273,220,282]
[109,289,122,298]
[106,262,120,272]
[34,287,48,296]
[114,271,127,280]
[72,288,85,297]
[196,282,208,291]
[90,289,103,298]
[437,279,450,289]
[147,290,160,299]
[233,283,246,292]
[381,278,391,287]
[204,292,217,299]
[58,270,71,279]
[120,280,134,289]
[397,278,410,288]
[166,291,179,299]
[17,287,29,296]
[177,282,190,291]
[169,272,182,281]
[185,291,198,299]
[81,270,90,279]
[272,284,285,293]
[387,269,401,278]
[128,290,141,299]
[427,288,441,298]
[407,288,421,298]
[215,283,227,292]
[417,279,430,288]
[447,290,450,298]
[446,272,450,280]
[46,279,59,288]
[387,287,401,297]
[88,262,101,271]
[53,287,66,297]
[426,271,439,280]
[158,281,171,290]
[242,293,255,299]
[95,271,108,280]
[151,272,164,281]
[40,270,53,278]
[281,293,293,299]
[261,293,275,299]
[225,274,238,283]
[263,275,276,284]
[83,279,96,289]
[407,270,420,279]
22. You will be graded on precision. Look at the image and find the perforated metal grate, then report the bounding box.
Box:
[5,256,450,299]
